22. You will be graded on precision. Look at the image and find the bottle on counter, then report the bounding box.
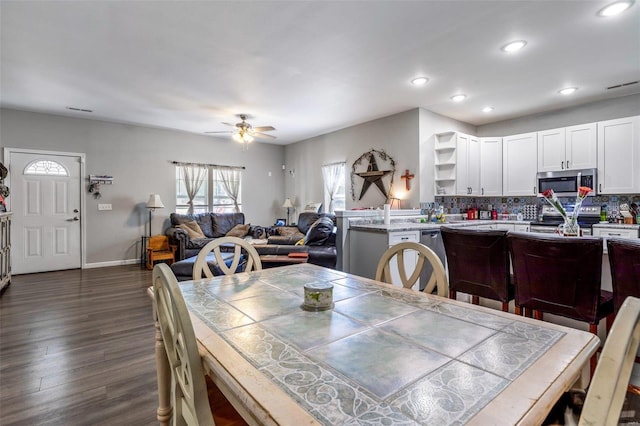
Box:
[600,205,608,222]
[492,208,498,220]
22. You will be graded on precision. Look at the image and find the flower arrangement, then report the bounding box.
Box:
[541,182,592,236]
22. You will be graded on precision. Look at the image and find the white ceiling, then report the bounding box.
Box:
[1,1,639,145]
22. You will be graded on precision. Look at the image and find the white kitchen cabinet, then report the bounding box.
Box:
[514,223,530,232]
[537,123,596,172]
[479,137,502,196]
[593,226,639,254]
[503,132,538,196]
[597,116,640,194]
[434,131,480,196]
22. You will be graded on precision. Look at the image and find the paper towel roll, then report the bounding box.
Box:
[384,204,391,225]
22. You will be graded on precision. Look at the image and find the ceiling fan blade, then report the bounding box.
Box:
[205,131,233,134]
[221,122,237,127]
[253,126,275,132]
[254,132,277,139]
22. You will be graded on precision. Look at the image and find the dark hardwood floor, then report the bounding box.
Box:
[0,265,158,425]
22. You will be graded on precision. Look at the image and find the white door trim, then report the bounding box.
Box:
[4,147,87,270]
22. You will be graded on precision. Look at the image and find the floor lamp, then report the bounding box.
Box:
[283,198,293,225]
[146,194,165,237]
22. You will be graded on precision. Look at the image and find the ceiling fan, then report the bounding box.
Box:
[205,114,276,146]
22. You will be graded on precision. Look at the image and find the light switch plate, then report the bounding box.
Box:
[98,203,112,211]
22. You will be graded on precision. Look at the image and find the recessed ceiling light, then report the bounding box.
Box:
[411,77,429,86]
[482,106,494,113]
[559,87,578,95]
[598,0,634,16]
[501,40,527,53]
[450,94,467,102]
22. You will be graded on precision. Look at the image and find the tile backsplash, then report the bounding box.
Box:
[434,194,640,219]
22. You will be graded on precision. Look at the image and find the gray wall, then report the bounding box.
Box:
[477,93,640,136]
[0,108,285,265]
[283,108,477,210]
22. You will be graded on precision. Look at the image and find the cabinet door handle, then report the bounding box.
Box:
[561,161,564,169]
[599,183,602,192]
[482,188,484,195]
[566,160,570,169]
[608,233,622,236]
[533,186,537,195]
[401,237,409,240]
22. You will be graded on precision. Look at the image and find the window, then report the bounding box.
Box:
[175,164,242,214]
[24,160,68,176]
[322,162,346,213]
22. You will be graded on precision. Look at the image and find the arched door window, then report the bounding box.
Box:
[24,160,69,176]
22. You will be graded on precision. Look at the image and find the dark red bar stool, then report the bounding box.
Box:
[507,232,614,375]
[607,237,640,314]
[441,226,516,313]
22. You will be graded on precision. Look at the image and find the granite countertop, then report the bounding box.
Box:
[350,220,531,232]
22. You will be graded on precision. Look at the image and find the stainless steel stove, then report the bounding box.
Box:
[529,205,601,236]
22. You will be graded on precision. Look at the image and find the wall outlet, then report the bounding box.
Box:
[98,203,112,211]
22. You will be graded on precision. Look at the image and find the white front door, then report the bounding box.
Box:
[7,150,83,274]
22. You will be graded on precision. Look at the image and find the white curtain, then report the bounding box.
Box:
[322,162,345,213]
[181,164,207,214]
[217,167,242,212]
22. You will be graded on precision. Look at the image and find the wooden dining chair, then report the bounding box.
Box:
[146,235,177,270]
[441,226,515,312]
[192,236,262,280]
[579,296,640,426]
[375,241,449,297]
[607,238,640,314]
[152,263,246,426]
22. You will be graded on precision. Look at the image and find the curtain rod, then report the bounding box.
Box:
[171,161,245,170]
[322,161,346,167]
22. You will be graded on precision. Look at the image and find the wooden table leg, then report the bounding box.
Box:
[153,303,172,425]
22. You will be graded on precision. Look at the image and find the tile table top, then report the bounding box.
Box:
[181,264,599,425]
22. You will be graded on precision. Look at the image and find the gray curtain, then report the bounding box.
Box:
[181,164,207,214]
[216,167,242,212]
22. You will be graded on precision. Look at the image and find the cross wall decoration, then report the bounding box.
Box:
[350,149,396,201]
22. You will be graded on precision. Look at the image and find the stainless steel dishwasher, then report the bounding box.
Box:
[419,229,447,291]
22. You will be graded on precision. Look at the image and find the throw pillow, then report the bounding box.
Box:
[177,220,206,239]
[226,223,251,238]
[277,227,303,238]
[304,217,334,246]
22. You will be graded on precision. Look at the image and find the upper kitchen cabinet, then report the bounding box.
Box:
[537,123,597,172]
[503,132,538,196]
[597,116,640,194]
[480,137,503,196]
[434,131,479,196]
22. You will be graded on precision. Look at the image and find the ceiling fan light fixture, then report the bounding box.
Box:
[482,106,494,113]
[598,1,634,16]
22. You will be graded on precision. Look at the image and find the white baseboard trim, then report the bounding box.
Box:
[84,259,140,269]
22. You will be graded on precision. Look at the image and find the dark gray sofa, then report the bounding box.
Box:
[166,212,264,261]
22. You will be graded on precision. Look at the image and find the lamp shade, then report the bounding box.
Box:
[146,194,165,209]
[282,198,293,208]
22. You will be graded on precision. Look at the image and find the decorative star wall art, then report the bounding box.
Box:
[350,149,396,201]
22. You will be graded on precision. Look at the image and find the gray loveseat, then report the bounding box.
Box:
[166,212,264,261]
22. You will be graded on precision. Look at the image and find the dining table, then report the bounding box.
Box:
[152,263,599,425]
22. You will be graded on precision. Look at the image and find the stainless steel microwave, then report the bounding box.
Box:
[537,168,597,197]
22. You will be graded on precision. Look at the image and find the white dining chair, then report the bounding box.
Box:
[152,263,215,425]
[375,241,448,297]
[192,236,262,280]
[579,296,640,426]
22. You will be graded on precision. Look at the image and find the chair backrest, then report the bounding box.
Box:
[152,263,214,426]
[375,241,449,297]
[193,236,262,280]
[507,232,603,323]
[441,226,511,302]
[580,296,640,426]
[148,235,170,251]
[607,238,640,313]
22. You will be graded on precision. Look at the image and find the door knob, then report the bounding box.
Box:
[74,209,79,213]
[72,217,79,221]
